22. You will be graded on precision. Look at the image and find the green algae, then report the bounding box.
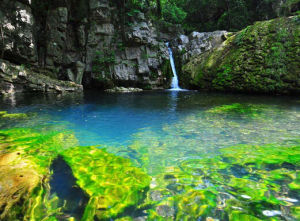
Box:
[0,127,78,221]
[0,111,27,118]
[0,127,151,220]
[131,142,299,220]
[61,146,151,220]
[126,102,300,177]
[206,103,266,118]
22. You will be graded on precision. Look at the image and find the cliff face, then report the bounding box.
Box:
[182,16,300,94]
[1,1,298,95]
[0,0,173,94]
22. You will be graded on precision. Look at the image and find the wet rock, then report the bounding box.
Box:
[150,190,163,201]
[105,87,143,93]
[262,210,282,217]
[0,59,83,94]
[156,205,175,217]
[0,0,37,64]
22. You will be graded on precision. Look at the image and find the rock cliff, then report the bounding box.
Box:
[1,0,298,95]
[0,0,173,93]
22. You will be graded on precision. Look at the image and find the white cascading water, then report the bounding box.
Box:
[166,42,183,91]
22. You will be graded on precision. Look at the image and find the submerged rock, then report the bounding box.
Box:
[0,126,150,220]
[105,87,143,93]
[62,146,151,220]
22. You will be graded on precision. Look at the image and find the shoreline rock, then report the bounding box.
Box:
[0,59,83,95]
[105,86,143,93]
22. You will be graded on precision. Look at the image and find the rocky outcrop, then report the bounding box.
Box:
[0,0,172,92]
[105,87,143,93]
[171,31,229,62]
[182,16,300,94]
[167,30,229,88]
[0,0,36,64]
[0,59,82,95]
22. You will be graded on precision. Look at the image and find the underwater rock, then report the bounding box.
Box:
[61,146,151,220]
[0,127,151,220]
[156,205,175,217]
[262,210,282,217]
[0,111,28,119]
[0,151,42,220]
[105,87,143,93]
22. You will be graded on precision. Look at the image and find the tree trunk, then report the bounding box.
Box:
[157,0,162,18]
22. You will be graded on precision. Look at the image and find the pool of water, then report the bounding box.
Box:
[1,90,300,220]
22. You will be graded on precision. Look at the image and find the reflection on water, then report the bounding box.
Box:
[0,91,300,220]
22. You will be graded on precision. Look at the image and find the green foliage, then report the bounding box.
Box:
[160,0,299,32]
[162,1,187,24]
[92,50,116,80]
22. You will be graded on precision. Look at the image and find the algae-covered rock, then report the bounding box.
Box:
[183,16,300,94]
[61,146,151,220]
[138,141,300,220]
[0,126,151,220]
[0,111,28,119]
[0,128,68,220]
[206,103,267,117]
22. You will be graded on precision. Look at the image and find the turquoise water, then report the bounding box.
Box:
[1,91,300,220]
[2,91,299,150]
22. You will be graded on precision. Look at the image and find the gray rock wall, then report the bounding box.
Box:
[0,59,82,95]
[0,0,171,91]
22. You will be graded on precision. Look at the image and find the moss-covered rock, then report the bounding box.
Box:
[183,16,300,94]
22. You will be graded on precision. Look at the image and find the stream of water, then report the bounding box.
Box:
[166,43,184,91]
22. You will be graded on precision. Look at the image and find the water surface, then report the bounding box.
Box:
[1,91,299,220]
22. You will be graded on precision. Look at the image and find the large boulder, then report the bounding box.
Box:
[183,16,300,94]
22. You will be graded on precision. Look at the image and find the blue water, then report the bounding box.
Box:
[1,90,299,159]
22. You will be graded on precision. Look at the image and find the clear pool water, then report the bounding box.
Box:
[1,90,299,220]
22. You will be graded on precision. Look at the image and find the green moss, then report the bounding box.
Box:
[184,16,300,94]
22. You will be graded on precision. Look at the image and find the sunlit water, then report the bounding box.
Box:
[1,91,300,220]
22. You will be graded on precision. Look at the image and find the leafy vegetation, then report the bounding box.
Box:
[119,0,299,32]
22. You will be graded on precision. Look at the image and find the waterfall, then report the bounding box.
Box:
[166,43,183,91]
